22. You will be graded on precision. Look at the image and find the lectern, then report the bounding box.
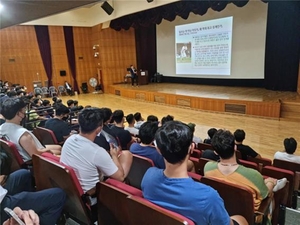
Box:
[138,70,149,85]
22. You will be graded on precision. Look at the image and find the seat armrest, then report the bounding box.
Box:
[255,195,273,216]
[81,186,96,205]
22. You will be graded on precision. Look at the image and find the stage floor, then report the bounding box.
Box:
[112,83,300,103]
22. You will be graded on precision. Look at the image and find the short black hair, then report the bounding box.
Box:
[284,137,297,154]
[1,97,28,120]
[234,129,246,142]
[55,104,70,116]
[42,100,50,106]
[147,115,158,122]
[211,129,235,159]
[126,114,135,124]
[101,107,112,123]
[155,121,192,164]
[67,99,74,106]
[208,128,217,139]
[134,112,142,121]
[78,108,103,134]
[139,122,158,144]
[112,110,124,124]
[161,115,174,125]
[7,90,17,98]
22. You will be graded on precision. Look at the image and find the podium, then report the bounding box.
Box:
[138,70,149,85]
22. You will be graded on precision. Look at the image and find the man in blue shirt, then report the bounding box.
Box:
[141,121,247,225]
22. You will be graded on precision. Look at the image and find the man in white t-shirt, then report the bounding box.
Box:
[274,137,300,164]
[60,107,133,202]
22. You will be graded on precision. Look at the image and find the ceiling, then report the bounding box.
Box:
[0,0,102,29]
[0,0,179,29]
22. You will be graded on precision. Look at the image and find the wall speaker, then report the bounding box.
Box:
[60,70,66,76]
[101,1,114,15]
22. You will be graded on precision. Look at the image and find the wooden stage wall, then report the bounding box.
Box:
[108,85,281,119]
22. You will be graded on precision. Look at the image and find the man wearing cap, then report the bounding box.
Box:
[0,97,61,162]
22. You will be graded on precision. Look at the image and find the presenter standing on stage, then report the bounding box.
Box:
[130,65,138,87]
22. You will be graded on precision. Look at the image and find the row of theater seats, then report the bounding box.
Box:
[1,136,298,225]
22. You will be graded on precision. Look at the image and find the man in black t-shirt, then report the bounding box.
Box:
[234,129,261,160]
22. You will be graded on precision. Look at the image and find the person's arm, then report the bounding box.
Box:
[109,145,125,181]
[3,207,39,225]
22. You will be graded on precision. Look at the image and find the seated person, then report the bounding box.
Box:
[52,96,62,109]
[274,137,300,164]
[202,149,220,161]
[204,127,217,144]
[125,113,139,136]
[160,114,174,126]
[146,115,159,123]
[133,112,144,129]
[130,121,164,168]
[187,122,202,144]
[142,121,247,225]
[234,129,261,160]
[45,104,76,145]
[0,169,66,225]
[204,130,287,214]
[110,110,136,150]
[60,107,133,205]
[0,97,61,162]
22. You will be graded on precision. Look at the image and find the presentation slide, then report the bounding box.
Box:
[175,17,233,75]
[157,1,268,79]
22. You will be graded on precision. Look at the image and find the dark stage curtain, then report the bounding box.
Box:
[264,1,300,91]
[63,26,79,93]
[135,24,157,81]
[34,25,53,87]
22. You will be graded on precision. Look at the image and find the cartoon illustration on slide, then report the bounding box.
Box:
[176,43,192,63]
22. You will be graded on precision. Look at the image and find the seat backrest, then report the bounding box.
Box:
[247,157,272,172]
[105,178,143,197]
[0,139,26,170]
[126,195,195,225]
[273,159,300,173]
[41,87,49,92]
[0,139,21,173]
[262,165,295,208]
[193,157,210,175]
[35,127,58,145]
[197,143,214,150]
[32,154,91,225]
[201,176,254,225]
[187,171,202,182]
[96,181,132,225]
[190,149,202,158]
[34,87,42,95]
[126,154,154,189]
[239,159,259,171]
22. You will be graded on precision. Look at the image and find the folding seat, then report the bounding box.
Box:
[190,149,202,158]
[32,154,95,225]
[0,138,32,171]
[49,86,58,97]
[33,127,58,145]
[126,195,195,225]
[41,87,49,97]
[201,176,272,225]
[57,85,67,96]
[197,143,214,151]
[96,178,144,225]
[239,159,259,171]
[190,157,210,176]
[188,171,202,182]
[247,157,272,173]
[126,154,154,189]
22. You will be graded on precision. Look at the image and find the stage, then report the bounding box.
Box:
[108,83,300,119]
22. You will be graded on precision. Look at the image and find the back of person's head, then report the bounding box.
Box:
[139,122,158,144]
[1,97,28,120]
[52,96,58,102]
[126,113,135,124]
[147,115,158,122]
[161,115,174,126]
[42,99,50,106]
[284,137,297,154]
[67,99,74,107]
[234,129,246,142]
[7,90,17,98]
[208,128,217,139]
[78,107,103,134]
[187,123,196,133]
[101,107,112,123]
[32,98,41,106]
[155,121,192,164]
[55,104,70,116]
[112,110,124,124]
[212,129,235,159]
[74,100,78,106]
[134,112,142,121]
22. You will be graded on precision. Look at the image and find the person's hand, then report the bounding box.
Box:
[109,143,120,157]
[3,207,40,225]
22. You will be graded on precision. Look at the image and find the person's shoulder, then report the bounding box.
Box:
[204,160,218,170]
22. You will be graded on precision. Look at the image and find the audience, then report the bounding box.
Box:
[0,97,61,162]
[60,108,133,206]
[45,104,76,145]
[204,129,287,218]
[204,127,217,144]
[0,169,66,225]
[234,129,261,160]
[142,121,247,225]
[274,137,300,164]
[125,113,139,136]
[133,112,144,129]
